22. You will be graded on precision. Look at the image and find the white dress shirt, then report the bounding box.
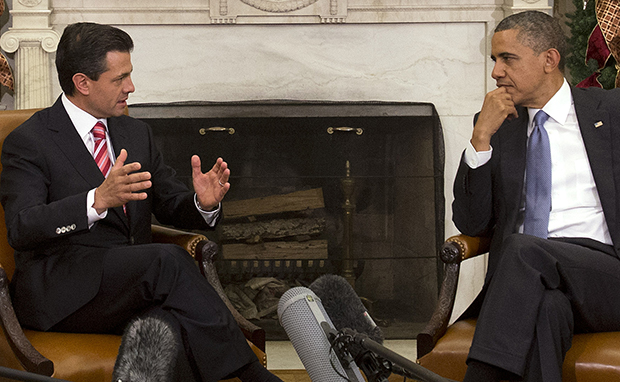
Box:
[61,94,220,228]
[463,79,612,245]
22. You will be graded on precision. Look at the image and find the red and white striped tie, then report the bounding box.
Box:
[92,121,111,177]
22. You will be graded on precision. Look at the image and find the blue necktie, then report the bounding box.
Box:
[523,110,551,238]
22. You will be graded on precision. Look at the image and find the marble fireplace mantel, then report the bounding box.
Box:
[1,0,553,109]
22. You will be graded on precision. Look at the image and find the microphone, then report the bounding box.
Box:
[277,286,365,382]
[113,314,179,382]
[309,274,383,344]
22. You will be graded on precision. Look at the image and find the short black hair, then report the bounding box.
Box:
[495,10,568,71]
[56,22,134,96]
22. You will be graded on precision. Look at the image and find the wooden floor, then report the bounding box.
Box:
[271,369,410,382]
[271,370,311,382]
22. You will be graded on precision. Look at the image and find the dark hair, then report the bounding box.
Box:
[56,22,134,96]
[495,10,568,71]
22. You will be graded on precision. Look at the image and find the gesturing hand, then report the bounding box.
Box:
[93,149,152,214]
[192,156,230,211]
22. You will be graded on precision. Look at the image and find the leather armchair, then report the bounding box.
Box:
[417,234,620,382]
[0,108,265,381]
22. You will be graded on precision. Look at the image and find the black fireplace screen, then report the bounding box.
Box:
[130,100,444,328]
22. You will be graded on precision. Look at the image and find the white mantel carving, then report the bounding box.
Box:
[47,0,552,25]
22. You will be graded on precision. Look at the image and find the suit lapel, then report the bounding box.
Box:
[499,107,529,234]
[572,87,618,243]
[107,117,132,229]
[47,99,106,189]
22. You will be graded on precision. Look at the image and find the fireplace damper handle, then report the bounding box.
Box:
[327,127,363,135]
[199,127,236,135]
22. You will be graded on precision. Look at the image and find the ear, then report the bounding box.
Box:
[72,73,91,96]
[543,48,561,74]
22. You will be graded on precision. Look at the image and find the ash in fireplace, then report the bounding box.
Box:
[224,277,301,320]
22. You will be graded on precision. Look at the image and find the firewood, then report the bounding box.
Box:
[222,239,328,260]
[221,217,325,242]
[222,188,324,220]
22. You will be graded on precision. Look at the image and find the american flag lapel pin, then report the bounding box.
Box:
[594,121,603,128]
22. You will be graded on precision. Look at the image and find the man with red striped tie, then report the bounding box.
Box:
[0,22,281,382]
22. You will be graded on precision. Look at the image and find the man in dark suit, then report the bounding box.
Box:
[0,22,282,382]
[453,11,620,382]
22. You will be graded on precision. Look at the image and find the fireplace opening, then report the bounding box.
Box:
[130,100,444,339]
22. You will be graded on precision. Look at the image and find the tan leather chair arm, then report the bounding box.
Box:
[417,234,490,358]
[0,266,54,376]
[442,235,491,263]
[150,224,207,258]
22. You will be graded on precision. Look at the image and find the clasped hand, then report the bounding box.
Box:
[471,87,519,152]
[93,150,230,214]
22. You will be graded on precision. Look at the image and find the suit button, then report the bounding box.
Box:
[130,237,135,245]
[56,228,61,235]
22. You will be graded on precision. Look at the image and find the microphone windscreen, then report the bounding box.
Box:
[278,286,364,382]
[310,274,384,344]
[113,315,179,382]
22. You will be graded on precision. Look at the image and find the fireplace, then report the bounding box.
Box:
[130,100,444,336]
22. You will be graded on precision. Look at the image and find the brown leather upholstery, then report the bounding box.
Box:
[417,235,620,382]
[0,108,265,381]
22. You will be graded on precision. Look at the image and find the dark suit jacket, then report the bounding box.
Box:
[453,85,620,315]
[0,98,212,330]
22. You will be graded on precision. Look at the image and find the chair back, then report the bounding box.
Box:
[0,106,130,280]
[0,109,41,280]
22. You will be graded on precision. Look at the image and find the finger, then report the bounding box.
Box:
[118,162,143,176]
[124,171,151,184]
[220,167,230,184]
[191,155,202,178]
[127,180,152,192]
[507,107,519,120]
[113,149,128,169]
[210,157,225,174]
[219,182,230,196]
[216,159,229,179]
[123,191,149,201]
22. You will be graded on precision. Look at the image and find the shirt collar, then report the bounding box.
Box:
[61,94,108,139]
[527,78,572,127]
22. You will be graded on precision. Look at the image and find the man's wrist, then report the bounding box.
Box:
[92,188,108,215]
[87,188,107,227]
[195,196,218,212]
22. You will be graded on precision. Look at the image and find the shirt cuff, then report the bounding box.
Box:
[464,140,493,169]
[87,188,107,228]
[194,194,220,227]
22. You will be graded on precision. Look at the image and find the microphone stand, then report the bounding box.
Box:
[335,328,458,382]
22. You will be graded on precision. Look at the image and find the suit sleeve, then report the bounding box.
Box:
[451,114,496,237]
[0,128,90,251]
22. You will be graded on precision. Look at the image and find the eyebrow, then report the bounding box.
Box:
[491,52,519,61]
[114,69,133,81]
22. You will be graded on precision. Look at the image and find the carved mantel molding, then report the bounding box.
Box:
[47,1,553,25]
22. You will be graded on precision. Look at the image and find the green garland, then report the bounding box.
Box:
[565,0,617,89]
